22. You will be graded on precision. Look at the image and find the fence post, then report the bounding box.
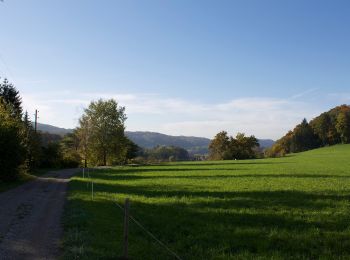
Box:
[91,181,94,200]
[123,198,130,259]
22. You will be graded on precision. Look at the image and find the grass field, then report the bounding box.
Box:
[62,144,350,259]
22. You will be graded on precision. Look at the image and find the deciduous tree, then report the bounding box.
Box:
[336,111,350,144]
[77,99,127,166]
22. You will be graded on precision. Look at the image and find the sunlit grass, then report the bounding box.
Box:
[62,144,350,259]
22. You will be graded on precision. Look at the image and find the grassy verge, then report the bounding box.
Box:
[0,173,34,193]
[62,145,350,259]
[0,168,56,193]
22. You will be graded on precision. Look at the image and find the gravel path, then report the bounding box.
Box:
[0,169,77,260]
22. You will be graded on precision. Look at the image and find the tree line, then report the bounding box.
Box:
[0,78,140,182]
[266,105,350,157]
[0,78,195,182]
[134,145,190,163]
[1,78,38,181]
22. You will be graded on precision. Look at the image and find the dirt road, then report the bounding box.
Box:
[0,169,77,260]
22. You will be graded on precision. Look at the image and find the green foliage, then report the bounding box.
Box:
[268,105,350,157]
[335,111,350,144]
[40,142,63,168]
[209,131,259,160]
[0,102,25,181]
[0,78,44,179]
[0,78,23,119]
[22,111,41,170]
[77,99,128,166]
[0,77,82,180]
[123,137,140,162]
[310,112,337,145]
[60,132,81,167]
[0,78,27,181]
[290,119,319,152]
[33,131,81,169]
[208,131,230,160]
[139,145,190,162]
[63,144,350,259]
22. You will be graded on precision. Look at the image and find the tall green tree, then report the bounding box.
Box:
[335,111,350,144]
[290,119,319,153]
[22,111,35,170]
[77,115,91,167]
[0,78,23,119]
[121,137,140,163]
[231,133,259,159]
[0,101,25,181]
[209,131,230,160]
[60,131,81,167]
[78,99,127,166]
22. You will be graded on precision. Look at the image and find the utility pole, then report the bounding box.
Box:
[34,109,39,133]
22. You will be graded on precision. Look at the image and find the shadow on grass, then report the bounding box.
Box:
[89,170,350,182]
[72,177,350,213]
[65,178,350,259]
[153,161,294,167]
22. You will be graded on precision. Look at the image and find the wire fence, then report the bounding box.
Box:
[113,200,183,260]
[81,167,183,260]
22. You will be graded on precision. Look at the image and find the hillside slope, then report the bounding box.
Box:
[126,131,274,154]
[35,123,274,154]
[125,131,210,154]
[35,123,73,136]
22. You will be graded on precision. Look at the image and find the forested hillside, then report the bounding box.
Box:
[267,105,350,157]
[35,123,73,136]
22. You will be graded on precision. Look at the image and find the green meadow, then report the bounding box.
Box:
[62,144,350,259]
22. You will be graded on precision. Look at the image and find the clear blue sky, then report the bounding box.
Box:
[0,0,349,139]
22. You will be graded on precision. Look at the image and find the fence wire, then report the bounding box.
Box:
[113,200,183,260]
[81,168,183,260]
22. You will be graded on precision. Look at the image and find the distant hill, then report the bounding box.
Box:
[125,131,275,155]
[125,131,211,155]
[35,123,274,154]
[258,139,275,149]
[35,123,74,136]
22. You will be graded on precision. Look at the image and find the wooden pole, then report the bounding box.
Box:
[34,109,38,133]
[123,198,130,259]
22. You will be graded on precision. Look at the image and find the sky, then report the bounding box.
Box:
[0,0,350,139]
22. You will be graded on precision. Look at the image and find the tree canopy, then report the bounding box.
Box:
[0,78,22,119]
[266,105,350,157]
[209,132,259,160]
[77,99,134,166]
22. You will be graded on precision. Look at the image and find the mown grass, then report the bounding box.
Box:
[62,144,350,259]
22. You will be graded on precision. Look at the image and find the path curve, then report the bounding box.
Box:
[0,169,77,260]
